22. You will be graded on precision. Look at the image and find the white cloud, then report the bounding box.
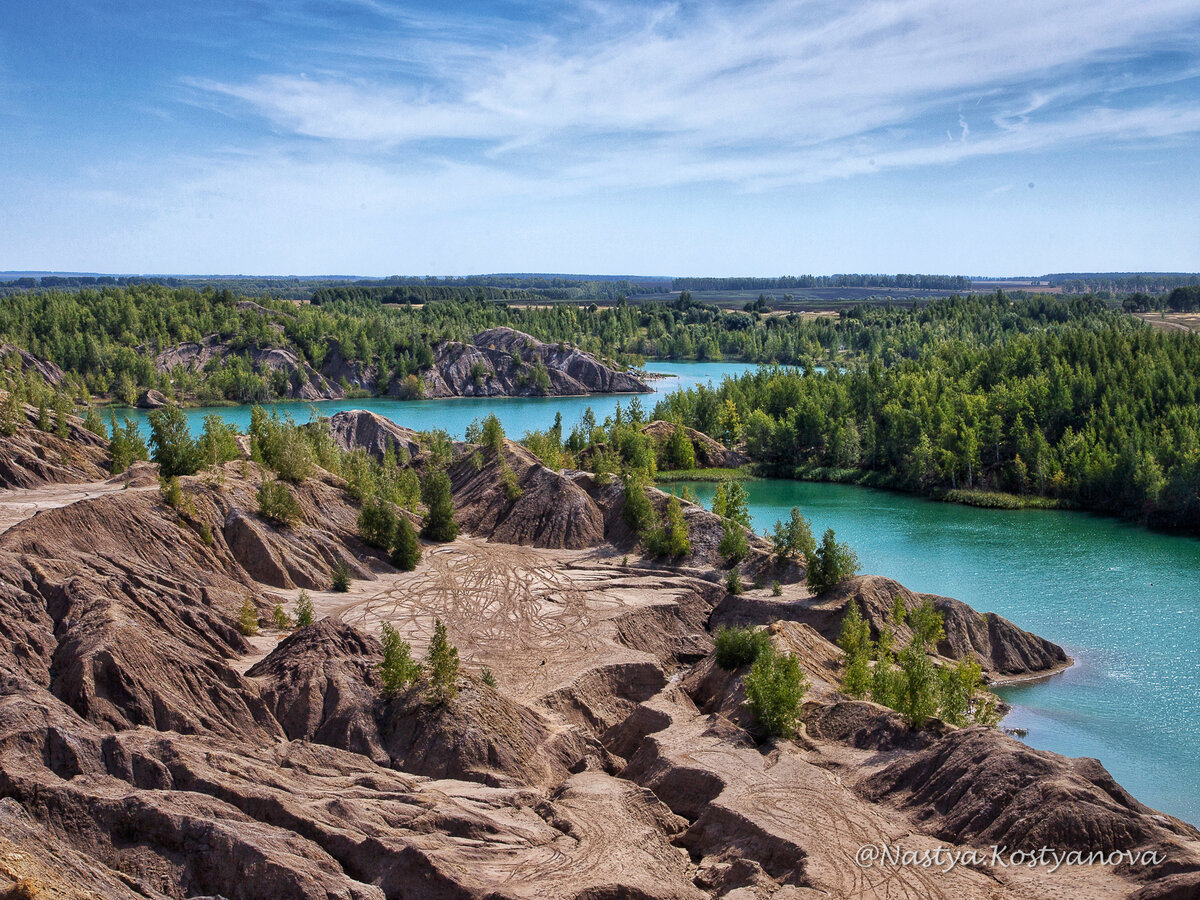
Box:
[189,0,1200,195]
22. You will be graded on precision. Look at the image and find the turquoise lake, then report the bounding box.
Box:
[121,360,1200,825]
[665,478,1200,826]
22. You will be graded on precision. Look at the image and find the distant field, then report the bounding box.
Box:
[1137,311,1200,333]
[626,286,967,310]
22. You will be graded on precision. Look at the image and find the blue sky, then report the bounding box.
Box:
[2,0,1198,276]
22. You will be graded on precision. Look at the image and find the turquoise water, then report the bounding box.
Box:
[116,361,1200,824]
[663,478,1200,826]
[116,360,760,440]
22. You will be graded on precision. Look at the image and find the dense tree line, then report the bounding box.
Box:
[654,294,1200,530]
[1050,273,1200,294]
[672,274,972,292]
[1122,286,1200,313]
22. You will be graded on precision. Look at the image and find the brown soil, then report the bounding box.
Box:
[0,418,1192,899]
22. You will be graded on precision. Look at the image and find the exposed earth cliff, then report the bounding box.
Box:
[152,326,648,401]
[0,412,1195,899]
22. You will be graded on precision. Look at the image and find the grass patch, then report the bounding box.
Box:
[655,467,757,482]
[941,489,1070,511]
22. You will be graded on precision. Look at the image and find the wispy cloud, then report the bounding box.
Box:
[188,0,1200,192]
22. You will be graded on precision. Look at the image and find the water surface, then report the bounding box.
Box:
[663,478,1200,826]
[117,361,1200,824]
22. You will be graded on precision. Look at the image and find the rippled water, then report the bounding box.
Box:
[119,360,1200,824]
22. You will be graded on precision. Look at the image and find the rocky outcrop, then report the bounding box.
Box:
[0,423,1192,899]
[642,420,746,469]
[449,441,606,549]
[713,574,1068,678]
[416,327,648,398]
[327,409,422,462]
[155,334,340,400]
[825,576,1070,677]
[136,387,167,408]
[0,341,65,386]
[864,726,1199,868]
[0,396,109,489]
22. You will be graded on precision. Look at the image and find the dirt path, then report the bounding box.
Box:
[249,537,695,700]
[0,480,154,536]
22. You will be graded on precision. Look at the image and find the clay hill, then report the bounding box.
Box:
[0,409,1196,899]
[151,327,648,402]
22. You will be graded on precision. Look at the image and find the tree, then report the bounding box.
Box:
[645,494,690,557]
[358,491,398,549]
[391,515,421,571]
[770,507,814,558]
[714,625,770,670]
[745,646,807,738]
[718,518,749,563]
[425,619,460,703]
[108,414,148,474]
[0,391,21,436]
[659,424,695,470]
[837,601,872,698]
[420,470,458,542]
[331,560,351,592]
[294,590,315,626]
[379,622,421,695]
[199,414,240,468]
[621,473,654,535]
[711,480,750,527]
[257,478,301,526]
[271,602,293,630]
[237,598,259,636]
[910,599,945,652]
[148,405,202,478]
[805,528,859,594]
[481,413,505,452]
[895,638,939,728]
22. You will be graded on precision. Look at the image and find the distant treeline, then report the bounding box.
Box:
[1049,273,1200,294]
[339,275,667,300]
[654,293,1200,530]
[671,274,972,292]
[1122,286,1200,313]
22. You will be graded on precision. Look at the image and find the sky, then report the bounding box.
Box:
[1,0,1198,277]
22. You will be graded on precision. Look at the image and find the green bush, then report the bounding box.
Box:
[658,423,695,470]
[108,414,149,474]
[420,470,459,542]
[712,481,751,528]
[724,568,743,595]
[294,589,315,626]
[770,507,815,559]
[237,598,259,636]
[148,405,202,478]
[481,667,498,688]
[895,641,938,728]
[199,414,240,468]
[714,625,770,670]
[249,406,313,482]
[718,518,749,563]
[391,515,421,571]
[271,602,293,630]
[331,560,351,592]
[257,478,302,526]
[745,647,808,738]
[425,619,460,704]
[621,473,654,534]
[645,495,690,557]
[805,528,859,593]
[358,491,398,548]
[379,622,421,695]
[500,460,523,500]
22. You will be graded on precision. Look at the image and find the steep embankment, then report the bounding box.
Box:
[151,326,648,402]
[0,421,1193,899]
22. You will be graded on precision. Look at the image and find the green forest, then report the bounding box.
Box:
[1,282,1198,530]
[651,294,1200,528]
